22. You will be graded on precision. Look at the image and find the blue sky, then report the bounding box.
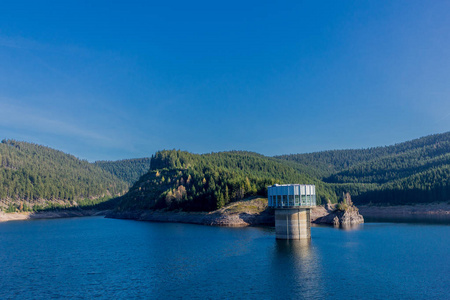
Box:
[1,1,449,161]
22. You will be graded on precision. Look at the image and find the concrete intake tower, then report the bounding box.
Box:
[268,184,316,239]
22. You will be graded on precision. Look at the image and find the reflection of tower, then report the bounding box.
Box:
[268,184,316,239]
[270,239,324,299]
[275,239,312,258]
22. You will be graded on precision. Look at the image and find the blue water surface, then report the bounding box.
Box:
[0,217,449,299]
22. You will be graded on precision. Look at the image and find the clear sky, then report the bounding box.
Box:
[1,1,449,161]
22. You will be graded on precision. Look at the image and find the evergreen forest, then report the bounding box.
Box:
[94,158,152,185]
[1,132,450,212]
[115,150,337,212]
[277,132,450,205]
[0,140,131,211]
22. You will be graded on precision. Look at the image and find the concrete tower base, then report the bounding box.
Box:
[275,208,311,239]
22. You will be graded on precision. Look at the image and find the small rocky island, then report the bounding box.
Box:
[313,193,364,226]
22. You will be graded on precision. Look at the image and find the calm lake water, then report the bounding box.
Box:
[0,217,449,299]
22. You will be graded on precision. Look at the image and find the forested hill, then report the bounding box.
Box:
[94,158,152,185]
[115,150,337,212]
[275,132,450,178]
[2,132,449,213]
[0,140,128,211]
[276,132,450,205]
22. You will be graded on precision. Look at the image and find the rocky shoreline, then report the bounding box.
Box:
[2,202,449,226]
[358,203,450,218]
[105,202,450,227]
[106,204,364,227]
[0,210,109,222]
[105,209,275,227]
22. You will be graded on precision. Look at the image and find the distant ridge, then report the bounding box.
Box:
[276,132,450,177]
[94,158,152,185]
[276,131,450,205]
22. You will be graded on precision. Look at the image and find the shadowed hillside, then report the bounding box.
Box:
[94,157,152,185]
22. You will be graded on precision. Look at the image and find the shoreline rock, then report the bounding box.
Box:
[313,203,364,226]
[2,202,449,226]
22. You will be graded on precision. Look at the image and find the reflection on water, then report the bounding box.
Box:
[313,222,364,231]
[365,215,450,225]
[270,239,325,299]
[275,239,312,258]
[339,223,363,231]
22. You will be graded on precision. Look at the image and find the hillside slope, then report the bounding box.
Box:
[115,150,337,212]
[2,131,448,213]
[276,132,450,178]
[0,140,128,211]
[277,132,450,205]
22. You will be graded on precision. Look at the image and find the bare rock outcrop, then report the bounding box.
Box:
[313,195,364,226]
